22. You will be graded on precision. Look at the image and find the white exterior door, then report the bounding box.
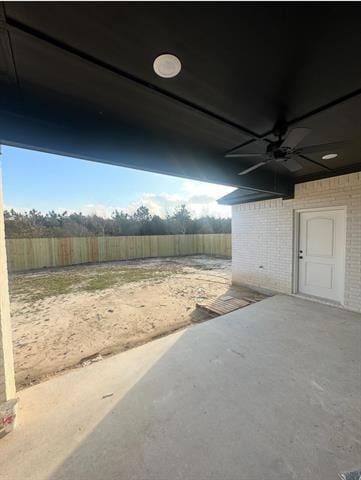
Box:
[298,209,345,303]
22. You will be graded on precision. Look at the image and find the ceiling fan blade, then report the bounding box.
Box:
[225,152,266,158]
[297,140,346,154]
[282,157,303,172]
[281,127,311,149]
[238,162,267,175]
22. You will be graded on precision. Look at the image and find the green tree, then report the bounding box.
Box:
[171,204,191,234]
[3,206,231,238]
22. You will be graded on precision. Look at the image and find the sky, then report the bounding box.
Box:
[1,145,234,219]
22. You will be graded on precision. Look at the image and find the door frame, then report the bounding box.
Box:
[292,206,347,304]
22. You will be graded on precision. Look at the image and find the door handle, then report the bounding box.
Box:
[298,255,303,259]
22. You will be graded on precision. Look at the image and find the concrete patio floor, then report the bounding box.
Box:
[0,295,360,480]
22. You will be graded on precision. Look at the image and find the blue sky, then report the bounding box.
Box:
[1,145,233,218]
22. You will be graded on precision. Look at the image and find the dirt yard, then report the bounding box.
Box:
[9,255,265,388]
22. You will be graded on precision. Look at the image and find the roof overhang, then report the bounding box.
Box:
[0,3,360,197]
[218,188,284,206]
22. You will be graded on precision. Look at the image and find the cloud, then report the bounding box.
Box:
[187,195,214,204]
[5,179,235,219]
[181,179,234,199]
[121,180,234,219]
[75,180,234,219]
[81,204,117,218]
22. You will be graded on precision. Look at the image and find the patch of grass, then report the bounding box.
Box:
[82,272,120,291]
[9,273,83,302]
[9,264,184,301]
[82,267,179,292]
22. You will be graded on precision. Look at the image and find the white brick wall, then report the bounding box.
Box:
[232,171,361,312]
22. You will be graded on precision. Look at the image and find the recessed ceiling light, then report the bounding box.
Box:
[153,54,181,78]
[322,153,338,160]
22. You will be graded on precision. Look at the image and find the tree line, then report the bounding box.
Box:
[4,205,231,238]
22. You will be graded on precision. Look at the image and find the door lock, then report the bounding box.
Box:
[299,255,303,259]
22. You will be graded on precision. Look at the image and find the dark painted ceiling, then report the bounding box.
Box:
[1,2,360,197]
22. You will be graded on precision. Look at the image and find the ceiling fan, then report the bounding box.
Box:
[225,122,346,175]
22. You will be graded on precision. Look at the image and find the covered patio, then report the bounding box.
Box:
[0,4,361,478]
[1,295,360,479]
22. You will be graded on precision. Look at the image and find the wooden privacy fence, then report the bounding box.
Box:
[6,234,231,272]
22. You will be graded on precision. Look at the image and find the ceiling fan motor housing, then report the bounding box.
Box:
[267,142,287,159]
[274,149,287,160]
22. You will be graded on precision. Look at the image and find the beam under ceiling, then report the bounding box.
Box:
[0,110,294,197]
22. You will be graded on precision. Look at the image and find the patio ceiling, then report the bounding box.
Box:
[0,3,360,197]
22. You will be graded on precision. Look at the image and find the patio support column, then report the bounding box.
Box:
[0,167,17,437]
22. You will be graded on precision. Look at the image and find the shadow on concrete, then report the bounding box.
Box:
[46,295,361,480]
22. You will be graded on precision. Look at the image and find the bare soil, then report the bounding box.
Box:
[9,255,265,389]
